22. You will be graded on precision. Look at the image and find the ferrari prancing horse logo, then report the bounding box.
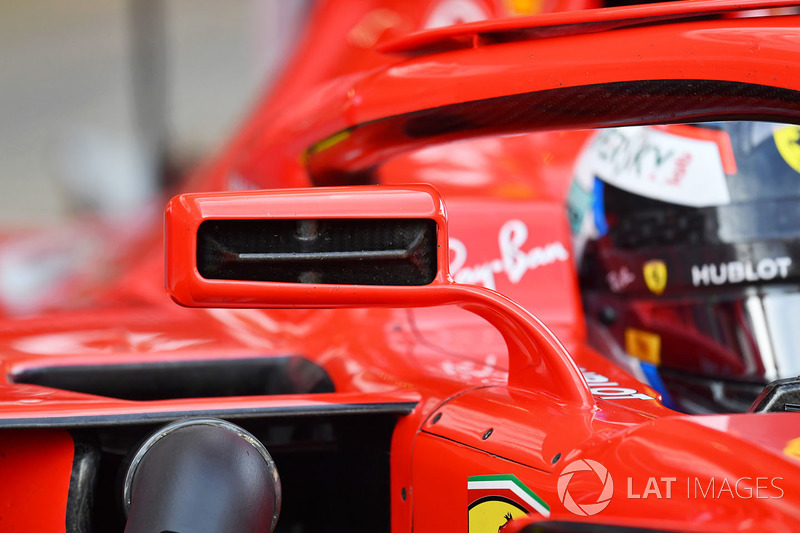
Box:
[468,474,550,532]
[774,126,800,174]
[643,260,667,295]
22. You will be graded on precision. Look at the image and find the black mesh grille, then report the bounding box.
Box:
[197,218,437,286]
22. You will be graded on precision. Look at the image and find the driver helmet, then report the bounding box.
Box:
[568,122,800,413]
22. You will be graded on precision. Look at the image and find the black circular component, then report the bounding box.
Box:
[597,306,617,325]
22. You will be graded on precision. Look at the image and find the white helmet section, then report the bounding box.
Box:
[568,126,731,262]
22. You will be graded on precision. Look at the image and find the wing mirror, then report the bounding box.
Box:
[166,185,447,307]
[165,185,593,407]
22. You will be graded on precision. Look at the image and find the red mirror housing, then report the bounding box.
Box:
[166,185,448,308]
[165,185,593,407]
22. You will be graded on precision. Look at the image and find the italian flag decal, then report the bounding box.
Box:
[468,474,550,533]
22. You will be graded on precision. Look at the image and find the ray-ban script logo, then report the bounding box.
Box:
[450,220,569,290]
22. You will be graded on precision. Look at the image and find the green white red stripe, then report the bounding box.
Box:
[468,474,550,517]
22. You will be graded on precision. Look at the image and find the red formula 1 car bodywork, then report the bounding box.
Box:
[2,1,800,532]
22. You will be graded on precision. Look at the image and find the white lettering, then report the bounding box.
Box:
[591,387,638,396]
[757,259,778,280]
[717,478,734,498]
[772,477,785,499]
[599,393,654,400]
[627,477,677,499]
[756,477,769,499]
[692,264,709,286]
[582,372,610,384]
[579,368,656,401]
[499,220,529,283]
[627,478,641,499]
[777,257,792,278]
[710,263,726,285]
[607,266,635,292]
[691,257,793,287]
[662,477,676,498]
[745,261,759,281]
[628,477,784,501]
[695,478,714,498]
[728,261,745,284]
[450,220,570,290]
[735,477,753,499]
[642,478,662,499]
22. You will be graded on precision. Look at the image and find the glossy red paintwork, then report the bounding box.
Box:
[165,185,451,307]
[0,429,73,531]
[2,0,800,531]
[379,0,800,53]
[304,12,800,178]
[166,186,593,404]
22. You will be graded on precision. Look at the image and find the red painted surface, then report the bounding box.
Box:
[0,0,799,531]
[0,430,73,532]
[379,0,800,54]
[166,186,593,405]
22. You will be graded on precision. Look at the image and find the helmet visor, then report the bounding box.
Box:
[587,287,800,412]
